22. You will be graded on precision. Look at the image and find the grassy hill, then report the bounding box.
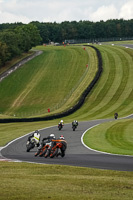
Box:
[0,45,98,118]
[67,44,133,121]
[1,44,133,121]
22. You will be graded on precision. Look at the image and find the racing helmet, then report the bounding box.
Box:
[35,130,39,134]
[50,133,55,138]
[60,120,63,123]
[60,135,65,140]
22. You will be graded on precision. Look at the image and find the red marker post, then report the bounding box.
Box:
[48,108,50,113]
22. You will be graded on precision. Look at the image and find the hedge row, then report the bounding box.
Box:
[0,45,103,123]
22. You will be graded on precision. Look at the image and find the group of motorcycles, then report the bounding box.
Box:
[26,138,64,158]
[34,141,64,158]
[26,112,118,157]
[58,121,78,131]
[26,121,78,158]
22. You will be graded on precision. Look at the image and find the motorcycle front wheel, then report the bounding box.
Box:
[44,149,50,158]
[50,148,58,158]
[39,147,48,157]
[26,143,34,152]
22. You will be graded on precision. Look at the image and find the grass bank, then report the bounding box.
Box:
[0,162,133,200]
[0,120,59,146]
[66,44,133,121]
[83,118,133,155]
[0,45,97,118]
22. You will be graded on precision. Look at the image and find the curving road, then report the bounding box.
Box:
[1,117,133,172]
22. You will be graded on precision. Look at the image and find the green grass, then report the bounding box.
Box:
[1,44,133,120]
[0,120,59,146]
[83,118,133,155]
[0,162,133,200]
[66,44,133,121]
[0,45,97,118]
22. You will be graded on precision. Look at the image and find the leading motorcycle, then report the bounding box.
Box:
[26,137,39,152]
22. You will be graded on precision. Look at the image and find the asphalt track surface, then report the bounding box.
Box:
[1,117,133,172]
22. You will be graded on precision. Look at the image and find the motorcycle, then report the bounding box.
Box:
[58,123,63,130]
[114,113,118,119]
[26,137,39,152]
[35,143,50,157]
[49,142,63,158]
[72,124,77,131]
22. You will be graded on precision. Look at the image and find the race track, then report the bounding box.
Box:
[1,44,133,171]
[1,117,133,172]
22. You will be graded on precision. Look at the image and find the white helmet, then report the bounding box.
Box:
[61,120,63,123]
[60,135,65,140]
[50,134,55,138]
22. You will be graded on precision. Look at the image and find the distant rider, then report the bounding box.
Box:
[114,113,118,119]
[59,119,64,125]
[58,119,64,130]
[72,120,78,127]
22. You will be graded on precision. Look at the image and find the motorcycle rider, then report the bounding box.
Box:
[59,119,64,125]
[58,119,64,130]
[114,112,118,119]
[39,133,56,149]
[35,133,56,156]
[52,135,67,157]
[72,120,78,127]
[27,130,40,147]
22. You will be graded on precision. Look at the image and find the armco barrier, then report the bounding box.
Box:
[0,45,102,123]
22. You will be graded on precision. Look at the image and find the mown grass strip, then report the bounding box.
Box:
[0,46,91,118]
[83,118,133,155]
[68,45,133,121]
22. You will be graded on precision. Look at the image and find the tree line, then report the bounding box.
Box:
[0,24,41,68]
[30,19,133,43]
[0,19,133,68]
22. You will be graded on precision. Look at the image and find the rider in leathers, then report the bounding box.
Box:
[38,134,56,150]
[28,130,40,147]
[72,120,78,128]
[51,135,67,157]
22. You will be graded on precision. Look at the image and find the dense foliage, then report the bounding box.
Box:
[0,19,133,68]
[30,19,133,43]
[0,24,42,68]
